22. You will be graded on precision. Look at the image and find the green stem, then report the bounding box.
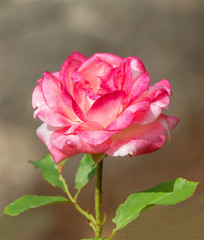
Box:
[108,229,117,240]
[74,201,96,231]
[59,174,96,231]
[95,159,103,238]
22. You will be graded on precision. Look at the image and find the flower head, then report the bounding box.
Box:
[32,52,179,163]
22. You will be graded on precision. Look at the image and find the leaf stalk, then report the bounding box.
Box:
[59,174,96,232]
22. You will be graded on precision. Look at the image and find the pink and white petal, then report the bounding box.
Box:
[99,67,122,94]
[51,145,79,164]
[77,121,103,131]
[122,58,133,95]
[106,99,150,130]
[32,85,44,109]
[52,71,60,80]
[113,68,124,90]
[146,79,172,108]
[50,129,72,150]
[74,84,93,114]
[153,89,171,108]
[61,52,87,68]
[32,85,72,127]
[105,121,166,157]
[49,139,79,163]
[51,121,104,149]
[70,51,87,62]
[36,77,43,86]
[36,123,73,163]
[76,130,118,145]
[128,72,151,104]
[71,71,84,83]
[86,89,101,101]
[94,53,123,67]
[50,124,82,143]
[62,124,82,135]
[52,121,102,140]
[61,59,82,96]
[154,91,171,108]
[157,114,180,140]
[60,52,87,82]
[87,90,126,128]
[61,87,87,121]
[36,123,57,147]
[34,106,73,127]
[154,79,171,90]
[42,72,66,113]
[133,103,162,125]
[59,52,86,95]
[42,72,80,121]
[130,57,146,80]
[66,134,111,154]
[37,125,80,163]
[78,55,112,92]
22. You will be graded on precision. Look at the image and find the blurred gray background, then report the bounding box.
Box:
[0,0,203,239]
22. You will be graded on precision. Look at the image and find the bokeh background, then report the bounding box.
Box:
[0,0,203,239]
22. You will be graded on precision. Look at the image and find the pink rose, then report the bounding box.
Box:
[32,52,179,163]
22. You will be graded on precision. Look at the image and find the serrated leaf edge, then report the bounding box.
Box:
[113,178,199,230]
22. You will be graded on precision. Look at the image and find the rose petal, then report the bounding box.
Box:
[60,52,87,95]
[51,144,78,164]
[77,55,112,92]
[128,72,151,104]
[73,83,93,114]
[36,123,57,147]
[51,130,111,155]
[32,85,44,109]
[130,57,146,80]
[106,99,150,130]
[52,72,60,80]
[51,121,104,149]
[34,106,73,127]
[60,52,86,79]
[66,134,111,154]
[105,120,166,157]
[61,87,87,122]
[76,130,118,145]
[77,121,103,131]
[99,67,123,93]
[157,114,180,140]
[42,72,80,121]
[154,79,171,90]
[95,53,123,67]
[146,79,172,108]
[32,85,72,127]
[87,90,126,127]
[36,123,78,163]
[133,103,162,125]
[122,58,132,95]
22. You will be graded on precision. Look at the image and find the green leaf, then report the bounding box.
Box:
[4,195,68,216]
[29,154,67,191]
[113,178,198,230]
[75,154,97,191]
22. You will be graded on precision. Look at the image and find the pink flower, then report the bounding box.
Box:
[32,52,179,163]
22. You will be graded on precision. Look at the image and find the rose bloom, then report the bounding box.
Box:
[32,52,179,163]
